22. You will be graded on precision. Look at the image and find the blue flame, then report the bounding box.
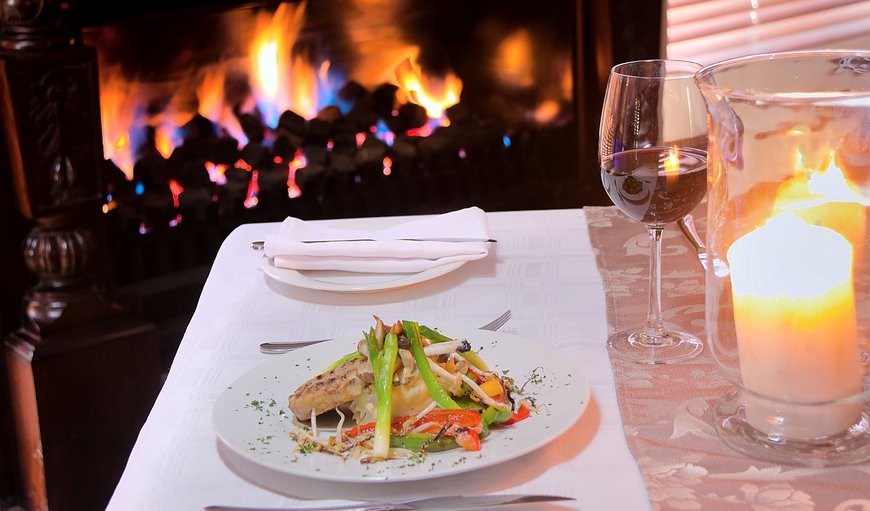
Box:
[374,120,395,147]
[135,182,145,195]
[502,135,511,148]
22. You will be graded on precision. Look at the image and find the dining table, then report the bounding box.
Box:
[105,207,870,511]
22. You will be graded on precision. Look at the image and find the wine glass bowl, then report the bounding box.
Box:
[599,59,707,364]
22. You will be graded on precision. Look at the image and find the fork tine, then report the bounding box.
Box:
[480,309,511,331]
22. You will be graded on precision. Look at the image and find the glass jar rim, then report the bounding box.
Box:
[695,50,870,103]
[611,59,702,80]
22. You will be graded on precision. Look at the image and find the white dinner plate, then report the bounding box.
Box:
[212,328,591,484]
[260,257,466,293]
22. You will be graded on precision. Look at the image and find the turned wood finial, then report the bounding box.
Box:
[0,0,81,51]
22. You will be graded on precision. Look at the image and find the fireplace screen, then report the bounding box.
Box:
[82,0,583,284]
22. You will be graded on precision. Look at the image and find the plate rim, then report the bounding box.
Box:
[212,328,591,484]
[261,257,466,293]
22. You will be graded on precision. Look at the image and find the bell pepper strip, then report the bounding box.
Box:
[347,409,483,452]
[478,378,503,398]
[403,321,461,410]
[453,429,481,451]
[419,325,490,371]
[371,331,398,458]
[503,403,531,425]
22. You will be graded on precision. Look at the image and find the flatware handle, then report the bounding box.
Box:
[259,339,332,354]
[250,239,496,250]
[677,215,705,252]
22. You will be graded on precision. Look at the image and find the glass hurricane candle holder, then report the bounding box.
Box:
[696,51,870,466]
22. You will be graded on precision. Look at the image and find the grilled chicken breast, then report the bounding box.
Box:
[288,357,373,420]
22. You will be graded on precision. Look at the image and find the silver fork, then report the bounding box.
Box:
[259,310,512,354]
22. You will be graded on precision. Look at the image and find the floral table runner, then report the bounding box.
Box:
[584,206,870,511]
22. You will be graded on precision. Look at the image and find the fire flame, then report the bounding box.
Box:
[394,58,462,120]
[91,0,468,200]
[99,66,140,179]
[772,149,869,254]
[494,29,534,88]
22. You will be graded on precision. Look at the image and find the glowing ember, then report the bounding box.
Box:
[383,156,393,176]
[168,179,185,209]
[169,214,183,228]
[204,161,228,185]
[287,149,306,198]
[355,132,367,148]
[244,170,260,208]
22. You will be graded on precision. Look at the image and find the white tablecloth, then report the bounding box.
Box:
[107,209,650,510]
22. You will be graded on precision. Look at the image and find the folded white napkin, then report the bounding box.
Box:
[264,207,491,273]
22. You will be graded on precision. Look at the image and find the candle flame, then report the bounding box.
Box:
[771,149,868,263]
[664,146,680,181]
[806,151,869,206]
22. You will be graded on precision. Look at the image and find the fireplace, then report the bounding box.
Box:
[82,1,598,290]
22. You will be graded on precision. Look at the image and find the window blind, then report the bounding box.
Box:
[665,0,870,65]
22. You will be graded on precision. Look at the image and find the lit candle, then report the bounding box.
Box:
[727,213,862,438]
[773,151,869,254]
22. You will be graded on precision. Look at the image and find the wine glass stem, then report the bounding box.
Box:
[644,225,666,341]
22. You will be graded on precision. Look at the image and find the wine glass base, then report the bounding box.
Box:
[606,327,703,365]
[713,390,870,467]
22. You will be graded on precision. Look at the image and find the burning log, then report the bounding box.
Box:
[398,103,427,131]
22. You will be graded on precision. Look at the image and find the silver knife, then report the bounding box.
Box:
[250,239,496,250]
[202,494,575,511]
[677,215,729,276]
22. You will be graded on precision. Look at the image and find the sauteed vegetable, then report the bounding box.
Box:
[287,317,533,462]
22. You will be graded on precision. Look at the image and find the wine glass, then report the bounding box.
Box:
[599,59,707,364]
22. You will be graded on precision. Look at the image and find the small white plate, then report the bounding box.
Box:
[261,257,466,293]
[212,328,591,484]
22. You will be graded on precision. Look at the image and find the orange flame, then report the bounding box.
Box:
[99,66,140,179]
[249,2,316,124]
[493,29,534,88]
[197,64,248,146]
[394,58,462,119]
[773,149,868,255]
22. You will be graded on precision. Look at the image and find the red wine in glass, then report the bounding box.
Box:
[601,147,707,226]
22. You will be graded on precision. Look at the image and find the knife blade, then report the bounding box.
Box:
[250,239,496,250]
[202,494,575,511]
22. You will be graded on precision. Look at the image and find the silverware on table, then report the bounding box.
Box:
[676,215,729,276]
[259,309,512,354]
[202,494,574,511]
[251,238,497,250]
[676,214,708,271]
